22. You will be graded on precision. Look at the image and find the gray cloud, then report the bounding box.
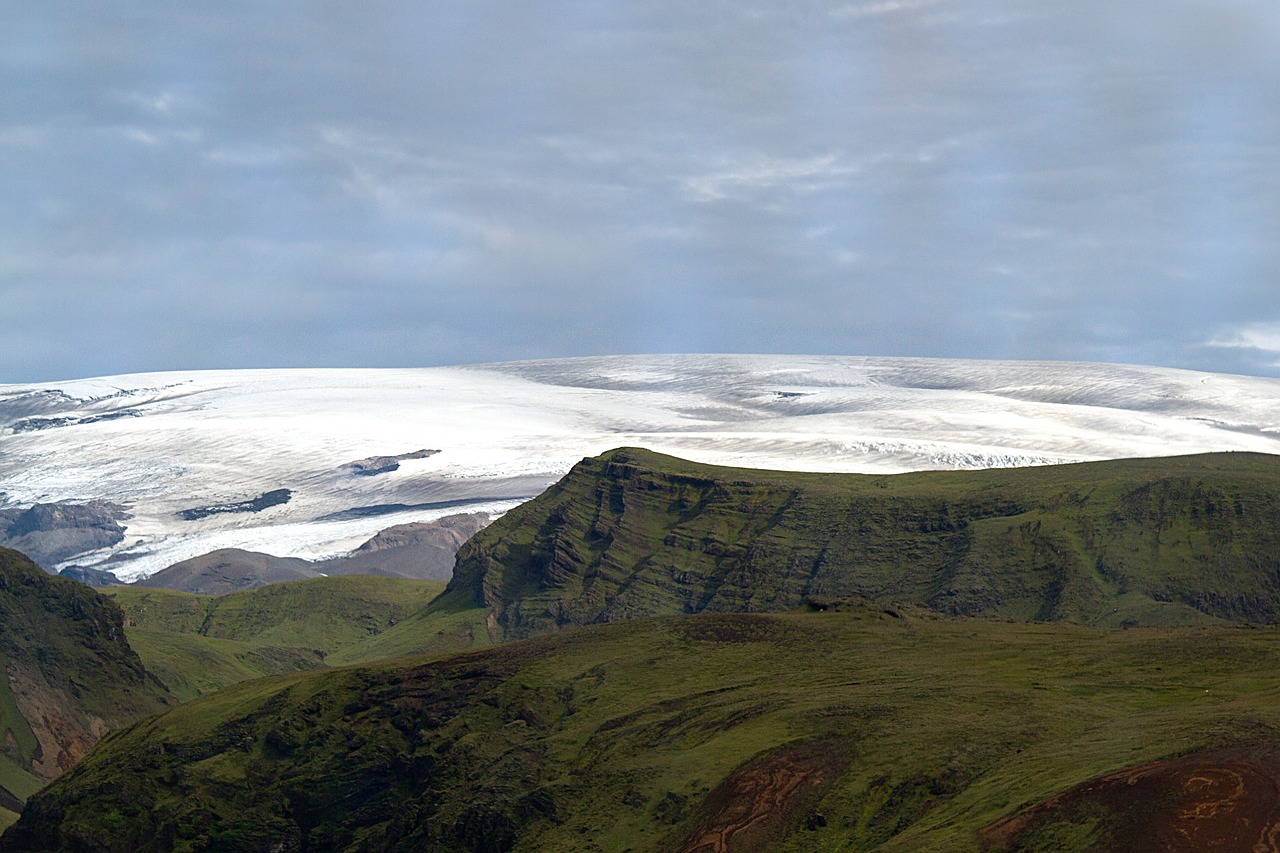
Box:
[2,0,1279,382]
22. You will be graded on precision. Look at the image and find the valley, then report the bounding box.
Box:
[108,575,447,702]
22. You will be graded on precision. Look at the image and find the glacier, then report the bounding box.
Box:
[2,355,1278,581]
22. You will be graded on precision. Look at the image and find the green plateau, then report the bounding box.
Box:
[438,447,1280,638]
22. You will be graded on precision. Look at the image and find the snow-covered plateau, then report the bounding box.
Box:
[2,355,1279,581]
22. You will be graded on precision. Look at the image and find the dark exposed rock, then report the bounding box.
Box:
[134,513,495,592]
[177,489,292,521]
[8,409,143,433]
[0,501,129,569]
[340,449,439,477]
[57,566,122,588]
[979,744,1280,852]
[320,497,525,522]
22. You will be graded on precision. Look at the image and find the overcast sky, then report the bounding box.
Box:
[3,1,1279,383]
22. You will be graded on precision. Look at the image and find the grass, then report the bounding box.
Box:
[0,547,171,824]
[107,575,445,648]
[0,653,38,768]
[15,603,1280,851]
[120,628,326,704]
[13,449,1280,848]
[442,448,1280,639]
[328,599,495,665]
[106,576,446,699]
[0,755,42,806]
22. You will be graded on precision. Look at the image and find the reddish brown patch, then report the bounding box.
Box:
[980,744,1280,852]
[7,667,103,781]
[678,743,846,853]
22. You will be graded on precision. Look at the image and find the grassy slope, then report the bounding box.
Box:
[436,448,1280,640]
[0,549,171,748]
[0,547,172,820]
[0,755,41,832]
[107,577,445,701]
[14,450,1280,848]
[329,595,495,665]
[11,604,1280,852]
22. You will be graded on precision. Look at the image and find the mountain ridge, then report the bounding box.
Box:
[13,449,1280,848]
[439,447,1280,638]
[128,512,490,595]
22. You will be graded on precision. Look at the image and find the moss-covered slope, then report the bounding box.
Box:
[438,448,1280,638]
[107,576,445,701]
[0,548,172,823]
[13,603,1280,852]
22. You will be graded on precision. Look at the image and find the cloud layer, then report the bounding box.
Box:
[3,1,1280,381]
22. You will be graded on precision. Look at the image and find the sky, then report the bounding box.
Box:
[3,0,1280,384]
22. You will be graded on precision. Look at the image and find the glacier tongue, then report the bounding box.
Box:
[1,355,1278,581]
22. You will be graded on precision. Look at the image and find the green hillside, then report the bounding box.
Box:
[12,602,1280,851]
[0,548,172,822]
[108,576,445,701]
[327,591,495,665]
[436,448,1280,639]
[13,449,1280,849]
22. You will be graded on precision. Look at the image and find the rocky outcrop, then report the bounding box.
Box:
[318,513,492,581]
[340,449,439,477]
[134,513,495,593]
[176,489,292,521]
[57,566,122,587]
[0,501,128,569]
[8,410,142,433]
[349,513,488,553]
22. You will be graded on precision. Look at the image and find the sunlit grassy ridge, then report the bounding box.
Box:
[107,576,445,701]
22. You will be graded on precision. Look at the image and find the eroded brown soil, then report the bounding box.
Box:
[7,665,108,780]
[979,744,1280,852]
[678,742,846,853]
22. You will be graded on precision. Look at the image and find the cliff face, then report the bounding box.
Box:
[446,448,1280,638]
[0,548,171,796]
